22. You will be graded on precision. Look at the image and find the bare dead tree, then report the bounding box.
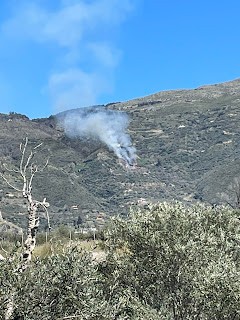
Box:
[0,137,50,270]
[0,137,50,319]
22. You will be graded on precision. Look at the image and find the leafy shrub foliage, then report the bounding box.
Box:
[104,203,240,319]
[0,203,239,319]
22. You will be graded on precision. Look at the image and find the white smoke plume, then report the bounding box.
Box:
[57,107,137,166]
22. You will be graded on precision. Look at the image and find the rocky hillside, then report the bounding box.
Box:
[1,79,240,229]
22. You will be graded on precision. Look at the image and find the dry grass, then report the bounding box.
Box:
[33,239,104,258]
[0,237,105,260]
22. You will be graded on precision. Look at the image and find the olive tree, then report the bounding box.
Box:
[0,202,239,319]
[103,203,240,319]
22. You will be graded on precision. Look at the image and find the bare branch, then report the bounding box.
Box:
[40,158,49,171]
[0,173,22,192]
[23,151,34,176]
[3,163,20,174]
[19,142,23,153]
[28,172,35,194]
[33,142,43,150]
[38,200,51,230]
[20,137,28,173]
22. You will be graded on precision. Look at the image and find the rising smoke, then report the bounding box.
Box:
[56,107,137,166]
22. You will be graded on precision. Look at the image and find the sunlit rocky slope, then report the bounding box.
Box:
[1,78,240,229]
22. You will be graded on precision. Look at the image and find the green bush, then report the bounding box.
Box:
[0,248,147,319]
[0,248,109,319]
[103,203,240,319]
[0,203,239,319]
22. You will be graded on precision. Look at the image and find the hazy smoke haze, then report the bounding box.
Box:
[57,107,137,166]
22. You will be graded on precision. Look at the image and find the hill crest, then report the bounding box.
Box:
[1,78,240,228]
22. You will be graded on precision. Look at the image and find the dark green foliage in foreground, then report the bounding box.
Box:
[104,203,240,319]
[0,203,240,319]
[0,249,110,320]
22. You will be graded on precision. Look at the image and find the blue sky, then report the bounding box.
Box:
[0,0,239,119]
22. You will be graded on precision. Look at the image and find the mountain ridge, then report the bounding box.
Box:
[1,78,240,229]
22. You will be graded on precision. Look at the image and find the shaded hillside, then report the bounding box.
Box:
[1,79,240,228]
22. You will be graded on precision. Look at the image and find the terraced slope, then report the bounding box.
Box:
[1,78,240,229]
